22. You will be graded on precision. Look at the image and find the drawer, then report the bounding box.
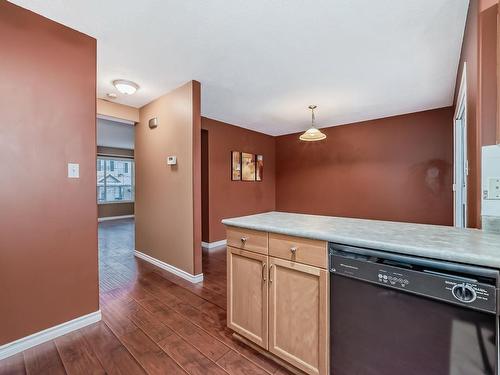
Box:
[226,227,268,254]
[269,233,327,269]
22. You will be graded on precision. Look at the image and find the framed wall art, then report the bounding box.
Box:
[241,152,256,181]
[231,151,241,181]
[256,155,263,181]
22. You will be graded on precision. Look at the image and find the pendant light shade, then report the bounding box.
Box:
[299,105,326,142]
[299,127,327,141]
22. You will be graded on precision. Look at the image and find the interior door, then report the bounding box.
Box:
[227,246,268,348]
[268,257,328,375]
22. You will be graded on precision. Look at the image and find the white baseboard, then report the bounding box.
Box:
[134,250,203,283]
[98,214,135,222]
[0,310,101,361]
[201,239,227,249]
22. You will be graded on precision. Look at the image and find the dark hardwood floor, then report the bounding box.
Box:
[0,218,290,375]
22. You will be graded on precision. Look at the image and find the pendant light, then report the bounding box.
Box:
[299,105,327,142]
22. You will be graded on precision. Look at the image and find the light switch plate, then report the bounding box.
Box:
[68,163,80,178]
[487,178,500,199]
[167,156,177,165]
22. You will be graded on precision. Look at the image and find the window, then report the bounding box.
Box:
[97,157,134,203]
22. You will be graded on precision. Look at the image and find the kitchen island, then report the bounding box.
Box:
[222,211,500,375]
[223,211,500,268]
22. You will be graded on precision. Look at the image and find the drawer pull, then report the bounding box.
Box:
[290,246,298,254]
[240,236,248,243]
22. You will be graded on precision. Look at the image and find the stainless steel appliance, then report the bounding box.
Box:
[329,243,500,375]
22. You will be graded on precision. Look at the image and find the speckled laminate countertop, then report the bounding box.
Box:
[222,211,500,269]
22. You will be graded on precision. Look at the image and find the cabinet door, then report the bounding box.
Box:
[268,257,328,375]
[227,246,268,349]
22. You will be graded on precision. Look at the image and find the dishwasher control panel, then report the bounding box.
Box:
[376,269,410,288]
[330,248,498,314]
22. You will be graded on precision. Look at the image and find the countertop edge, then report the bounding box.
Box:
[221,219,500,269]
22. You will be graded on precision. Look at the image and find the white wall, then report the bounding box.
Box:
[482,145,500,217]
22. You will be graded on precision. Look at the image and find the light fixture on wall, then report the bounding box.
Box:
[113,79,139,95]
[299,105,327,142]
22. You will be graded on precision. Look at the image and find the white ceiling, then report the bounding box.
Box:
[97,118,134,149]
[11,0,468,136]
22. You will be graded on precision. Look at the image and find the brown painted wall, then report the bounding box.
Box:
[192,82,202,275]
[275,108,454,226]
[97,99,139,123]
[480,4,498,146]
[201,129,210,242]
[135,81,202,276]
[0,2,98,345]
[480,0,499,12]
[201,117,276,242]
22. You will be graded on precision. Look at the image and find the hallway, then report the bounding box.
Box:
[0,219,289,375]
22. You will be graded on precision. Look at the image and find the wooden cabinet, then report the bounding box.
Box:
[226,227,329,375]
[227,246,268,348]
[268,257,328,375]
[269,233,328,269]
[227,226,268,254]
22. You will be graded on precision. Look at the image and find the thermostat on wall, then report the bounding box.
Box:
[167,156,177,165]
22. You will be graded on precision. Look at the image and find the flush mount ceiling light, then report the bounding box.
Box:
[299,105,327,142]
[112,79,139,95]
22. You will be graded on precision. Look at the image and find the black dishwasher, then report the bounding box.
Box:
[329,243,500,375]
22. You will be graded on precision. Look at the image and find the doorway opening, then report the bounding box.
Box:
[454,64,468,228]
[96,115,136,293]
[201,129,210,246]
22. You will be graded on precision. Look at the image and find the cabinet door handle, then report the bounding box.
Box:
[262,263,267,281]
[269,264,274,283]
[290,246,298,254]
[240,236,248,243]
